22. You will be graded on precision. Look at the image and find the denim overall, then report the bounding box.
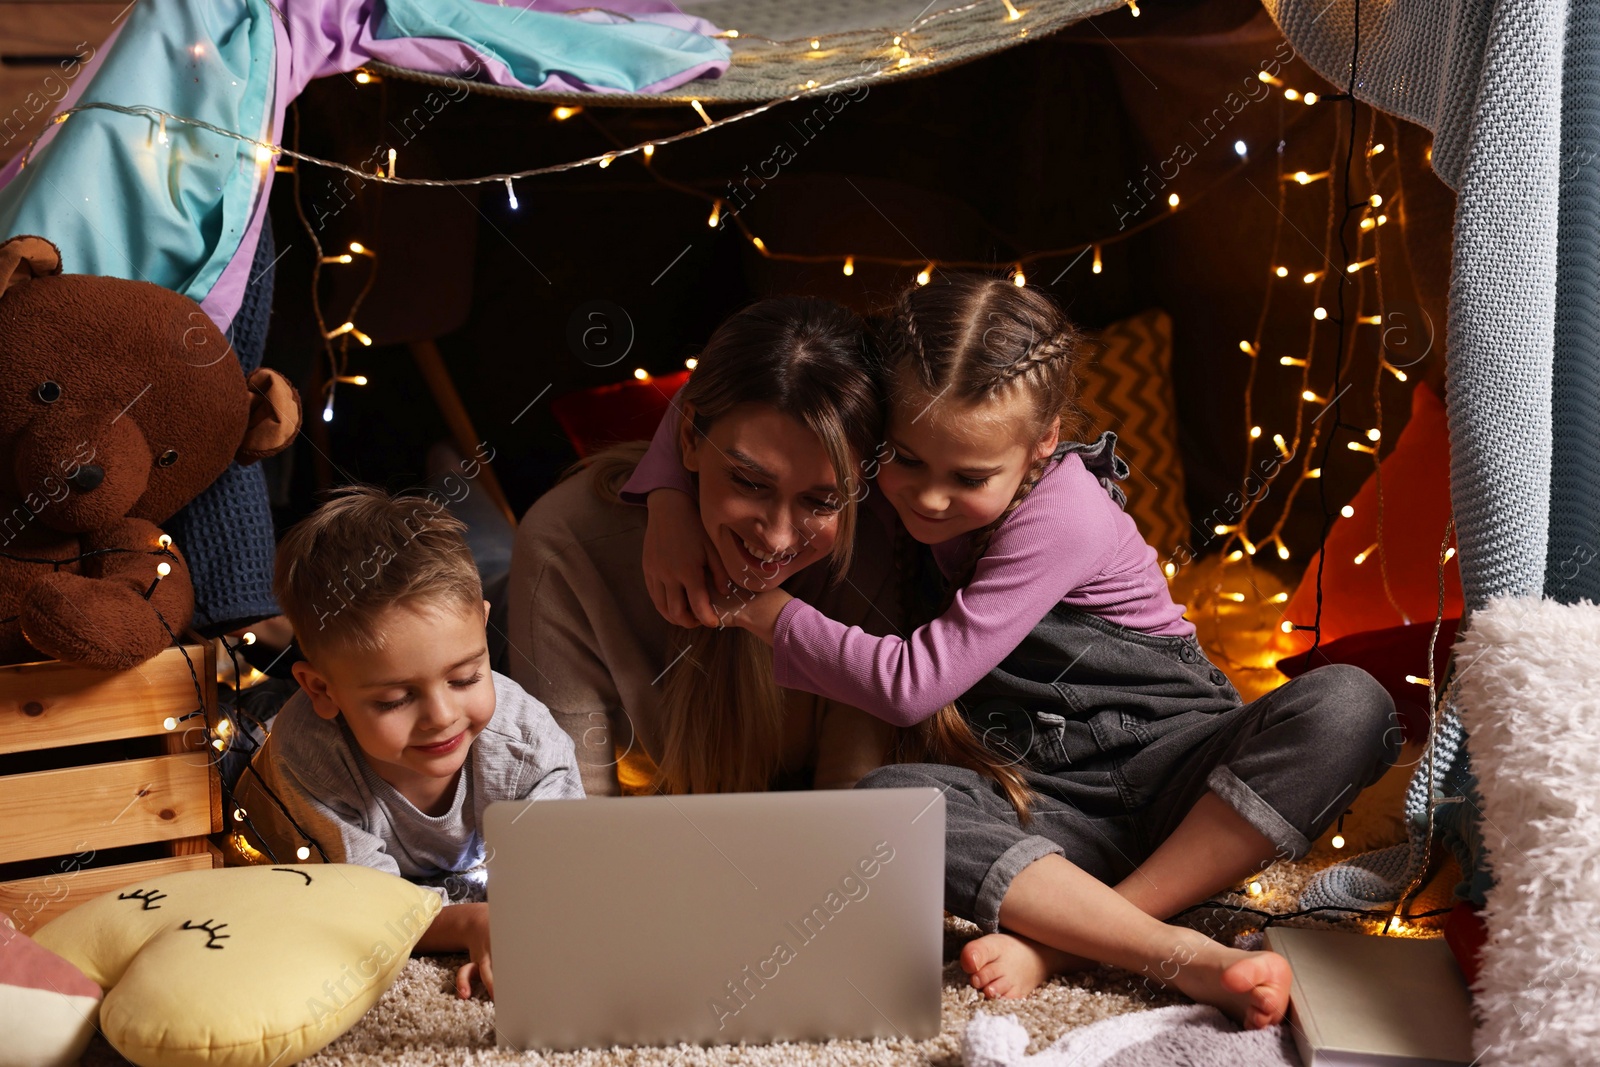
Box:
[860,432,1400,932]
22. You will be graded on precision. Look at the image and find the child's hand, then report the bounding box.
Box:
[453,902,494,1000]
[643,488,731,629]
[716,587,792,644]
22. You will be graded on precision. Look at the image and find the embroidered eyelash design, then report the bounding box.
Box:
[117,888,167,911]
[271,867,313,885]
[180,919,231,950]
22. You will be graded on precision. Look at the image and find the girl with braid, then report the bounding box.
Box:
[629,273,1398,1030]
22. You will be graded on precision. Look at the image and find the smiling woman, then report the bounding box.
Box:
[507,297,901,797]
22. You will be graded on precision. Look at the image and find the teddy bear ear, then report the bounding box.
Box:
[237,368,302,464]
[0,235,63,298]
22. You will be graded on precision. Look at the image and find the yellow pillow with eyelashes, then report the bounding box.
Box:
[30,864,440,1067]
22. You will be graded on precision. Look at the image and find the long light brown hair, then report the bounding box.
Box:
[583,296,881,794]
[880,272,1091,822]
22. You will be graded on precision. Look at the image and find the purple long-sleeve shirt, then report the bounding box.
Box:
[620,412,1193,727]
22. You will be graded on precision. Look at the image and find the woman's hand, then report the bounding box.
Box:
[453,902,494,1000]
[643,488,730,628]
[716,587,792,645]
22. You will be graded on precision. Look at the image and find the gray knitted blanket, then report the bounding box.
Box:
[1264,0,1599,912]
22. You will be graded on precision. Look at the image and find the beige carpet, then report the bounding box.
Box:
[78,838,1455,1066]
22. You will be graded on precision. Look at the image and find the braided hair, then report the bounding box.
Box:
[881,273,1091,820]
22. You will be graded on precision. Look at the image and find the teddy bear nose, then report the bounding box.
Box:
[67,464,105,491]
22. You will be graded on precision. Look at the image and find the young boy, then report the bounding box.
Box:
[235,486,584,1000]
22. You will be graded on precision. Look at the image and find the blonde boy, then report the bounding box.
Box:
[237,486,583,1000]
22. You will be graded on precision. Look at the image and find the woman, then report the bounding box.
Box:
[506,296,900,796]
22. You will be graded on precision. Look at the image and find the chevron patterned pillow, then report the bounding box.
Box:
[1077,309,1190,561]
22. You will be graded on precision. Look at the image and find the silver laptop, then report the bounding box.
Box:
[484,787,946,1051]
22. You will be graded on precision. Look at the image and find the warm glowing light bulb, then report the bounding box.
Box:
[916,263,933,286]
[1239,340,1257,355]
[1163,561,1176,578]
[504,178,518,211]
[1092,245,1103,274]
[243,631,257,645]
[707,200,721,227]
[552,106,579,121]
[1367,428,1382,441]
[1303,91,1319,105]
[1250,425,1262,438]
[1273,433,1290,456]
[355,71,372,84]
[163,716,178,731]
[842,255,855,276]
[1354,542,1379,565]
[1275,265,1289,278]
[685,358,698,370]
[1280,355,1308,368]
[642,144,655,160]
[1341,505,1355,518]
[157,534,173,549]
[1313,306,1328,320]
[1277,543,1290,560]
[1281,620,1295,633]
[1331,834,1346,849]
[1369,193,1383,207]
[1303,271,1322,284]
[598,154,614,168]
[1012,265,1027,287]
[349,241,367,255]
[296,846,311,861]
[1284,88,1300,101]
[633,368,649,381]
[691,100,711,126]
[1369,143,1385,156]
[1234,140,1247,157]
[1167,192,1180,208]
[156,561,172,578]
[751,236,767,252]
[810,38,821,49]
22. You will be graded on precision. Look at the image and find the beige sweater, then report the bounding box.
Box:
[506,468,902,797]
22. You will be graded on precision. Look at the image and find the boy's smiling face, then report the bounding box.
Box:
[292,598,494,813]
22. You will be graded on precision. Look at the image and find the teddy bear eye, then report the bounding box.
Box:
[157,449,179,467]
[34,381,61,403]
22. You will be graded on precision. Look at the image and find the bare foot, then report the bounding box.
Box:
[1162,936,1292,1029]
[959,931,1094,998]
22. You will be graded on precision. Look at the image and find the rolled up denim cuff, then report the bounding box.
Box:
[972,835,1065,933]
[1207,764,1311,860]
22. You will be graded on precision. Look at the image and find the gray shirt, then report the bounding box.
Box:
[235,670,584,902]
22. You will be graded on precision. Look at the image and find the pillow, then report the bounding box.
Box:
[1078,309,1191,561]
[551,369,692,458]
[1275,380,1462,649]
[0,924,101,1067]
[31,864,441,1067]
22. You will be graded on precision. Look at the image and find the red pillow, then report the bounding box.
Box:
[1273,381,1463,742]
[550,370,691,458]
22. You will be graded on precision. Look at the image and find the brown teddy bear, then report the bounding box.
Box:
[0,235,300,670]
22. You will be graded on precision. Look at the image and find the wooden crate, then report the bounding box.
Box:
[0,644,223,934]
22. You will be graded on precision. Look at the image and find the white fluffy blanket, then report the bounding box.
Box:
[1455,595,1600,1064]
